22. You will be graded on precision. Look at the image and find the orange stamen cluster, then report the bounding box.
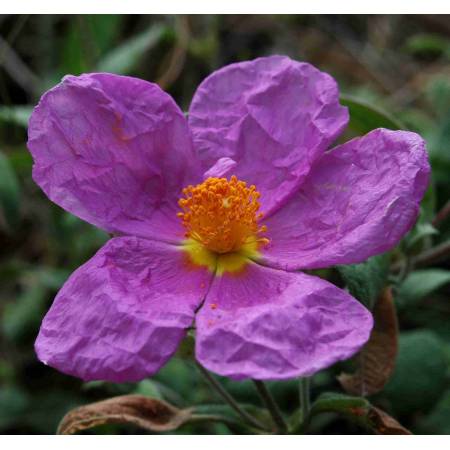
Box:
[178,176,269,254]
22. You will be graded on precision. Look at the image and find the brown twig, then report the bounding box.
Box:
[0,34,41,96]
[392,239,450,272]
[156,15,190,90]
[432,200,450,228]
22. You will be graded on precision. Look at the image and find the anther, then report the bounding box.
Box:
[178,176,269,254]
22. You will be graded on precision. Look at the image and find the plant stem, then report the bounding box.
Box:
[252,380,288,433]
[413,239,450,267]
[392,239,450,272]
[432,200,450,228]
[299,377,311,424]
[196,362,267,432]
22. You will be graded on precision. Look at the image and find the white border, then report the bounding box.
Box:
[1,435,450,448]
[1,0,449,442]
[1,1,450,14]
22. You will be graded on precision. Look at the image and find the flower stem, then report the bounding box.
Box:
[252,380,288,433]
[299,377,311,425]
[196,362,267,432]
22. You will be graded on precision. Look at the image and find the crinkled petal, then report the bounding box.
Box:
[260,129,430,270]
[203,157,237,179]
[35,237,211,382]
[28,73,200,242]
[195,263,372,380]
[188,55,348,215]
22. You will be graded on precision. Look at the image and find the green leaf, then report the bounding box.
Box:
[404,222,438,251]
[192,403,269,432]
[86,15,122,55]
[134,380,163,400]
[337,254,389,309]
[340,94,405,135]
[32,267,71,290]
[0,386,29,431]
[383,330,447,416]
[60,16,123,76]
[405,33,450,59]
[193,403,267,421]
[1,286,47,341]
[1,266,71,341]
[419,390,450,434]
[8,147,33,176]
[396,269,450,309]
[176,333,195,359]
[62,20,89,75]
[0,106,33,127]
[154,357,199,405]
[311,392,369,415]
[0,151,21,231]
[81,381,135,396]
[23,390,83,434]
[96,24,166,74]
[0,360,15,384]
[419,182,436,225]
[426,75,450,117]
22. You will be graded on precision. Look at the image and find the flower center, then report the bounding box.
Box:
[178,176,269,254]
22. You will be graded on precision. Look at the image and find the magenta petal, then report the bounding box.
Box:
[203,157,237,179]
[188,56,348,215]
[195,264,372,380]
[28,73,200,241]
[35,237,211,382]
[261,129,430,270]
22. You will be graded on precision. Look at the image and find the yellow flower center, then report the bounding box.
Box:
[178,176,269,274]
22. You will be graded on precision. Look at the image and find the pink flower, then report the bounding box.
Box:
[28,56,429,382]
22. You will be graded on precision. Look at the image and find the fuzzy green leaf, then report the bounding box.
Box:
[337,254,389,309]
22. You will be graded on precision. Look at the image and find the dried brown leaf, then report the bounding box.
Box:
[368,406,412,435]
[57,394,192,435]
[338,287,398,396]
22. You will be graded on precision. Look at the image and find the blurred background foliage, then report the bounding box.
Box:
[0,14,449,434]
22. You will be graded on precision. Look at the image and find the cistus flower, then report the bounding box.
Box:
[28,56,429,383]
